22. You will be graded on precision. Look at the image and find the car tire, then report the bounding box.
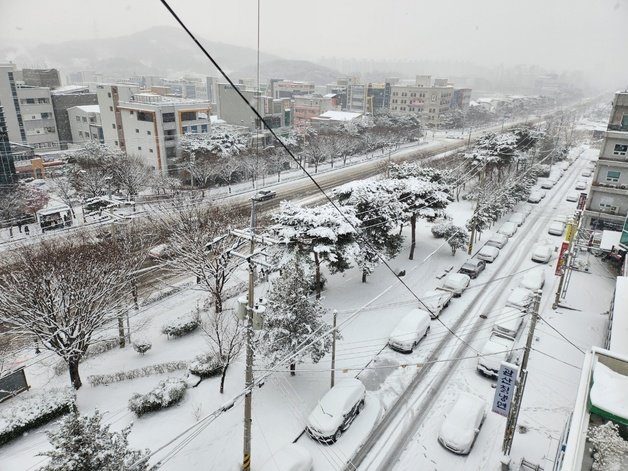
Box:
[333,427,343,442]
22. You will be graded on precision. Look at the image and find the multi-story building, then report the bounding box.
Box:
[0,64,27,145]
[347,84,369,113]
[293,94,340,126]
[582,91,628,231]
[21,68,61,89]
[68,105,103,144]
[116,92,211,175]
[259,96,292,129]
[215,83,259,129]
[96,83,140,152]
[15,85,59,150]
[206,76,219,105]
[0,105,17,187]
[367,83,391,114]
[51,85,98,149]
[389,75,454,127]
[272,80,315,99]
[451,88,472,111]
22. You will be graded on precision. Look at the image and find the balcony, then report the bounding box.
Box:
[607,124,628,132]
[590,181,628,195]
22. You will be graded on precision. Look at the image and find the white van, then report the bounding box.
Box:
[477,245,500,263]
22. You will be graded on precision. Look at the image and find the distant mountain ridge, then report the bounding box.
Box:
[0,26,341,85]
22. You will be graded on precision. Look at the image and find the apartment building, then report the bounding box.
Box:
[271,80,315,99]
[21,68,61,89]
[15,85,59,150]
[293,94,340,126]
[68,105,103,144]
[96,83,140,152]
[389,75,454,127]
[116,93,211,175]
[582,91,628,231]
[0,105,17,187]
[51,85,98,149]
[347,84,369,113]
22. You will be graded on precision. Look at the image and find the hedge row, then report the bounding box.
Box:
[128,378,187,417]
[87,361,189,386]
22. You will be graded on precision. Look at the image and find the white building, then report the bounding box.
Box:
[96,83,140,152]
[389,75,454,127]
[116,93,211,175]
[68,105,102,144]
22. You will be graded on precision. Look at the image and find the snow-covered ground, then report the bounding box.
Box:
[0,143,615,471]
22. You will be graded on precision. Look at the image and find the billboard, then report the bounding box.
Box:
[555,241,570,276]
[577,193,587,211]
[492,362,519,417]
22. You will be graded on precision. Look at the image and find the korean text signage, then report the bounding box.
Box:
[555,242,569,276]
[577,193,587,211]
[492,361,519,417]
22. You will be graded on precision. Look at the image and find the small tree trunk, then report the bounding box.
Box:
[117,314,126,348]
[362,270,367,283]
[68,357,82,390]
[215,294,223,314]
[219,364,229,393]
[314,253,321,299]
[409,214,417,260]
[290,363,296,376]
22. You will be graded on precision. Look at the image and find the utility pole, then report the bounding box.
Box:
[501,290,540,466]
[330,309,337,388]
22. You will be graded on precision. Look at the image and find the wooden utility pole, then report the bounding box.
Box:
[501,291,541,466]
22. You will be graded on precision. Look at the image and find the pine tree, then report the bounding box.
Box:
[258,255,334,376]
[38,410,150,471]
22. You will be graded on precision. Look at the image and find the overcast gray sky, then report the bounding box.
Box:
[1,0,627,86]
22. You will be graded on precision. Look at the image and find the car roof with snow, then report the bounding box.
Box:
[390,309,430,338]
[443,273,470,288]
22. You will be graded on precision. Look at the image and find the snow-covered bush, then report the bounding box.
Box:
[431,221,455,239]
[188,353,224,378]
[161,312,200,338]
[587,421,628,471]
[38,409,150,471]
[87,361,189,386]
[0,388,74,446]
[128,378,187,417]
[132,338,152,355]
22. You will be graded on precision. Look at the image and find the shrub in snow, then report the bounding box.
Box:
[38,409,149,471]
[587,421,628,471]
[188,353,224,378]
[87,361,189,386]
[132,338,152,355]
[128,378,187,417]
[431,221,455,239]
[0,388,75,446]
[161,312,200,338]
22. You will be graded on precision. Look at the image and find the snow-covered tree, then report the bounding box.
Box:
[257,254,333,375]
[147,203,247,313]
[48,170,78,218]
[336,180,406,282]
[69,142,122,198]
[111,154,152,199]
[178,126,249,159]
[273,201,359,298]
[38,409,150,471]
[0,235,143,389]
[444,225,469,255]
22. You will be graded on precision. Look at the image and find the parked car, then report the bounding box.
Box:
[508,212,526,226]
[581,170,592,177]
[566,192,579,202]
[306,379,366,443]
[518,204,533,216]
[486,233,508,249]
[520,268,545,291]
[476,332,517,378]
[540,179,555,189]
[575,181,587,190]
[506,287,534,310]
[477,245,500,263]
[254,189,277,201]
[148,243,173,260]
[527,191,543,204]
[531,244,552,263]
[548,220,566,236]
[388,308,431,353]
[559,161,570,171]
[260,444,313,471]
[458,259,486,279]
[441,273,471,297]
[498,222,518,237]
[493,307,526,338]
[438,392,487,454]
[418,288,454,318]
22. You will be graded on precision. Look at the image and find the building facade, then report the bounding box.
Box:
[96,83,140,152]
[293,94,340,126]
[51,85,98,149]
[583,91,628,231]
[16,85,59,149]
[0,64,27,144]
[389,75,454,127]
[272,80,315,99]
[0,105,17,187]
[68,105,103,144]
[21,68,61,89]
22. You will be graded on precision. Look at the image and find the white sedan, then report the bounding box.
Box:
[566,192,579,202]
[498,222,518,237]
[418,289,453,318]
[441,273,471,297]
[438,392,487,454]
[477,245,500,263]
[575,181,587,190]
[548,220,566,236]
[388,308,431,353]
[531,244,552,263]
[520,268,545,291]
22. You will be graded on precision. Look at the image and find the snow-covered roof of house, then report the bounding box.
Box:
[313,110,362,122]
[73,105,100,114]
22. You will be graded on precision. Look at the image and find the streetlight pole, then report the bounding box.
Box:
[330,309,337,388]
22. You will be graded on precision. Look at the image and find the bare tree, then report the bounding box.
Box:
[111,154,152,199]
[48,170,78,218]
[0,235,143,389]
[201,306,244,393]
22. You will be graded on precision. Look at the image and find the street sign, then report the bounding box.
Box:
[492,362,519,417]
[565,223,575,242]
[577,192,587,211]
[555,242,570,276]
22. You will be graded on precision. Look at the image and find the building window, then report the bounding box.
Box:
[37,98,49,104]
[115,140,118,146]
[201,124,208,133]
[112,124,116,129]
[79,131,83,137]
[130,110,134,115]
[136,129,139,133]
[82,117,87,122]
[613,144,628,156]
[108,92,112,98]
[109,106,113,111]
[182,126,189,133]
[191,125,198,133]
[41,112,50,119]
[162,112,175,123]
[137,111,154,122]
[607,170,621,182]
[147,130,151,135]
[181,111,197,121]
[76,116,81,122]
[149,148,154,153]
[138,146,142,151]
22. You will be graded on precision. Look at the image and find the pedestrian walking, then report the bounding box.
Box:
[24,225,30,236]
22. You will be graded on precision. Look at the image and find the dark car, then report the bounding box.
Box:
[458,259,486,279]
[254,190,277,201]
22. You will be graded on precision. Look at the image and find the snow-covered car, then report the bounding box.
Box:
[566,192,579,202]
[581,169,592,177]
[306,378,365,443]
[441,273,471,297]
[518,204,533,216]
[531,244,552,263]
[254,189,277,201]
[486,233,508,249]
[438,392,487,454]
[148,243,173,259]
[476,332,517,378]
[260,444,313,471]
[497,222,518,237]
[508,212,526,227]
[418,288,453,318]
[458,259,486,279]
[492,307,525,338]
[506,287,534,310]
[387,308,431,353]
[527,191,544,204]
[575,181,587,190]
[477,245,500,263]
[548,220,566,236]
[559,161,570,171]
[520,268,545,291]
[540,178,555,189]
